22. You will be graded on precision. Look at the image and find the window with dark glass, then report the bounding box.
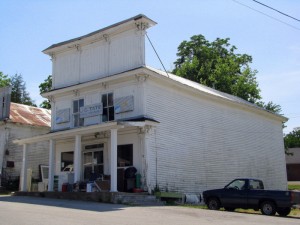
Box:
[102,93,114,122]
[73,99,84,127]
[117,144,133,167]
[61,151,74,171]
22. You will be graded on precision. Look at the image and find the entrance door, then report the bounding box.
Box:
[83,144,104,181]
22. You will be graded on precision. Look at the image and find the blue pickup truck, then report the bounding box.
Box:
[203,178,299,216]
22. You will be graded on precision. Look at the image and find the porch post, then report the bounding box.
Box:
[74,135,82,182]
[20,143,28,191]
[110,128,118,192]
[48,139,55,191]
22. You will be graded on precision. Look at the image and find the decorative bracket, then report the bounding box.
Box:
[48,95,55,103]
[135,22,149,31]
[75,44,81,52]
[101,82,107,89]
[138,125,152,135]
[73,89,80,97]
[103,34,110,43]
[50,53,56,61]
[135,74,148,83]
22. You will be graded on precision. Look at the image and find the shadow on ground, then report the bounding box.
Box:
[0,195,127,212]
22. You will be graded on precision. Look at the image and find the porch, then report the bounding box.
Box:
[13,119,158,193]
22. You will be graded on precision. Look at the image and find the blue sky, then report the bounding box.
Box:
[0,0,299,134]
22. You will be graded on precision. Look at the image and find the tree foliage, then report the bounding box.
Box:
[0,71,10,87]
[256,101,282,115]
[284,129,300,149]
[173,35,261,103]
[10,73,36,106]
[39,75,52,109]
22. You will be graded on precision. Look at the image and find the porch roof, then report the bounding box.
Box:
[13,119,158,145]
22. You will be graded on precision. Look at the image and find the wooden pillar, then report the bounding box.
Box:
[20,144,28,191]
[110,128,118,192]
[48,139,55,191]
[74,135,82,182]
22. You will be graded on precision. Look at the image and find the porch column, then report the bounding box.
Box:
[48,139,55,191]
[74,135,82,182]
[110,128,118,192]
[20,144,28,191]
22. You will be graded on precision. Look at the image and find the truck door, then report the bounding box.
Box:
[221,179,248,208]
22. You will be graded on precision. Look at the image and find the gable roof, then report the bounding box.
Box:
[9,103,51,127]
[43,14,156,54]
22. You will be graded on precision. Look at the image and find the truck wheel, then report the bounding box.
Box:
[207,198,221,210]
[277,207,291,217]
[260,201,276,216]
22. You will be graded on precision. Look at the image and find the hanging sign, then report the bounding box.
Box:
[114,95,134,114]
[56,108,70,124]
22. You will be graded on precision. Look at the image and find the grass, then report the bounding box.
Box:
[0,191,12,195]
[288,184,300,190]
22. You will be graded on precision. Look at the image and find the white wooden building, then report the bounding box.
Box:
[15,15,288,195]
[0,87,51,189]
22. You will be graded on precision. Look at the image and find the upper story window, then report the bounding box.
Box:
[73,99,84,127]
[102,93,114,122]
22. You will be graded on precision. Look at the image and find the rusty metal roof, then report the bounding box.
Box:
[9,103,51,127]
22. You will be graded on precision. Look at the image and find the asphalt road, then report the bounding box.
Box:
[0,195,299,225]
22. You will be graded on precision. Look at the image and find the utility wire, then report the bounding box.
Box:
[232,0,300,31]
[146,33,170,77]
[252,0,300,22]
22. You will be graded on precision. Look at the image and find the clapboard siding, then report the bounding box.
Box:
[54,49,80,88]
[52,29,144,89]
[109,30,144,75]
[4,124,49,180]
[145,79,287,194]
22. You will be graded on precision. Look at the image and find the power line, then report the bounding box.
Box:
[232,0,300,31]
[252,0,300,22]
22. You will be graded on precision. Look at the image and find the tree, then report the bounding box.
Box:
[10,73,36,106]
[173,35,261,103]
[284,129,300,149]
[0,71,10,87]
[256,101,282,115]
[39,75,52,109]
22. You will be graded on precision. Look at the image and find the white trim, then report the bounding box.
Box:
[74,135,82,182]
[110,128,118,192]
[48,139,55,191]
[13,122,123,145]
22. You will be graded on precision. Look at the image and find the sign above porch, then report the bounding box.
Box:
[80,103,103,118]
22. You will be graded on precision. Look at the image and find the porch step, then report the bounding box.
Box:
[113,193,165,206]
